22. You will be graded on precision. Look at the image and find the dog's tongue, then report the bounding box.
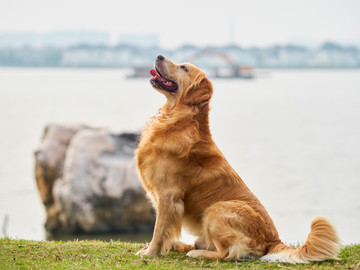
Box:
[150,69,156,77]
[150,69,167,82]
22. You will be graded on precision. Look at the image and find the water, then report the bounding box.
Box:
[0,67,359,245]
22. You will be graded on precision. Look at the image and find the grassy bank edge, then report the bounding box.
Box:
[0,238,359,269]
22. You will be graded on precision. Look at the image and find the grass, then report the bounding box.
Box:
[0,238,359,269]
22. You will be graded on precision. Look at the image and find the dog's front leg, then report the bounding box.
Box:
[136,190,184,257]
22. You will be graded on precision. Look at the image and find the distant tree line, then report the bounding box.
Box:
[0,42,359,68]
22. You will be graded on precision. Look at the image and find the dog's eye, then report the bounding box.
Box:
[180,65,188,72]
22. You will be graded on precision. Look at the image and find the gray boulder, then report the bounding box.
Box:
[34,124,154,234]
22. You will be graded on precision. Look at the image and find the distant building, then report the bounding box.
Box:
[311,42,358,68]
[261,45,311,68]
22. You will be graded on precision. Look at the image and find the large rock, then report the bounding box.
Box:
[35,124,87,209]
[34,124,155,234]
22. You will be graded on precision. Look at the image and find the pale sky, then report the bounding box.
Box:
[0,0,359,48]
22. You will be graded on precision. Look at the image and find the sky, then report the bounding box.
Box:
[0,0,359,48]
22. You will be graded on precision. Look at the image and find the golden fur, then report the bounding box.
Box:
[135,56,340,263]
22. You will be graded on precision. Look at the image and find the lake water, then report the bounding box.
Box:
[0,67,359,245]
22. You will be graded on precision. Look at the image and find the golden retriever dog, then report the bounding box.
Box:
[135,55,340,263]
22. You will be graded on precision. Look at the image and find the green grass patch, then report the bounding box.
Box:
[0,238,359,269]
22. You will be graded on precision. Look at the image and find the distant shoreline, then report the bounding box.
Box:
[0,66,359,70]
[1,41,359,69]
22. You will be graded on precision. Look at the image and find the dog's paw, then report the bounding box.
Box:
[135,245,149,256]
[186,250,201,258]
[136,246,159,257]
[187,250,220,260]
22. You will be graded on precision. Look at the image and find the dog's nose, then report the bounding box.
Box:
[157,55,165,61]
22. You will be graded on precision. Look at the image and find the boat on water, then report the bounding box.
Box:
[127,49,255,79]
[204,65,254,79]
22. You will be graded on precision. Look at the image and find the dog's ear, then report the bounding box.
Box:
[183,74,213,107]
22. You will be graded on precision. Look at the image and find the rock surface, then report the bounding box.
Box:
[34,124,154,234]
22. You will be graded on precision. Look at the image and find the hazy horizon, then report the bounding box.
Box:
[1,0,359,49]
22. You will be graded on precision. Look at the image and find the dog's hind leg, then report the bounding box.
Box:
[194,237,207,250]
[172,240,195,252]
[187,200,268,261]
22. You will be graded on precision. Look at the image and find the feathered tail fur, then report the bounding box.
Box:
[261,217,341,264]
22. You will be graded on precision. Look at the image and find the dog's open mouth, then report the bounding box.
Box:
[150,68,178,93]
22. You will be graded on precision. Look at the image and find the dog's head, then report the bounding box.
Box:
[150,55,213,108]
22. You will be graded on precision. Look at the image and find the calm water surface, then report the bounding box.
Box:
[0,68,359,244]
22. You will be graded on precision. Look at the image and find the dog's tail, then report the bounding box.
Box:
[261,217,341,264]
